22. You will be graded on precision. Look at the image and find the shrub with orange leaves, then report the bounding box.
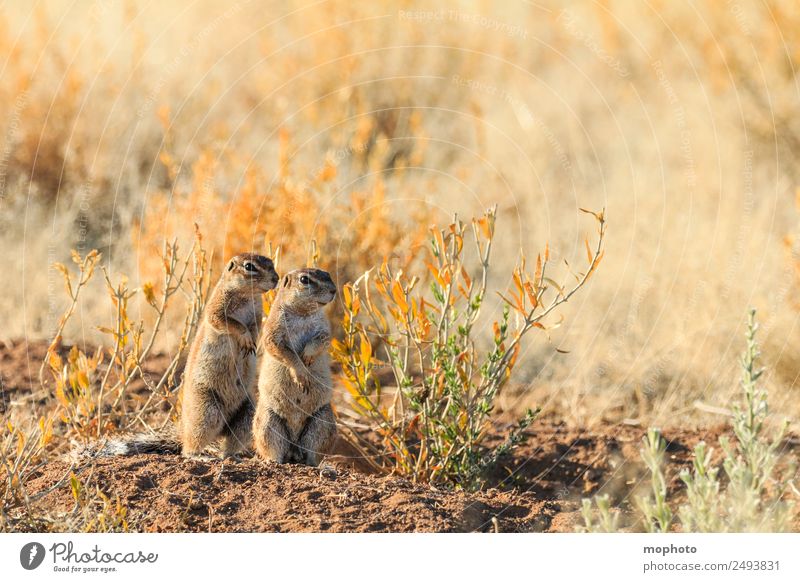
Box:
[333,207,606,489]
[42,235,211,442]
[135,119,432,355]
[135,129,429,331]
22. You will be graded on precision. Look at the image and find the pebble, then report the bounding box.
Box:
[319,464,338,480]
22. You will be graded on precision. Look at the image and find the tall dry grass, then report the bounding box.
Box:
[1,0,799,428]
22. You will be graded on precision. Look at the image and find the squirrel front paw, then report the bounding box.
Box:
[289,367,314,394]
[238,331,256,356]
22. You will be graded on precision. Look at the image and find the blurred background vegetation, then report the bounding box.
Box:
[1,0,799,428]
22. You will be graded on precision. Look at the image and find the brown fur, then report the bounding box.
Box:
[72,254,278,460]
[180,253,278,457]
[254,268,337,466]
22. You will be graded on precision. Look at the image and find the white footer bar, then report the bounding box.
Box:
[2,533,797,581]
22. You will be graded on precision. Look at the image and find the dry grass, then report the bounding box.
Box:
[1,0,799,435]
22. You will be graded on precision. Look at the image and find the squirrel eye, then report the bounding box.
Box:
[244,262,256,272]
[299,275,310,285]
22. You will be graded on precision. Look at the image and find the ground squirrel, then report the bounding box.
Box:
[180,253,278,457]
[254,268,337,466]
[79,253,278,458]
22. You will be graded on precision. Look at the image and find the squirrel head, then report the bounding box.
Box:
[223,253,279,294]
[276,268,337,314]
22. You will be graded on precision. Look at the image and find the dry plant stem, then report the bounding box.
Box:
[1,418,53,521]
[38,251,101,391]
[491,215,606,396]
[105,238,208,434]
[96,269,127,436]
[108,240,192,406]
[337,429,387,474]
[124,248,212,430]
[128,244,213,426]
[0,449,35,509]
[41,231,210,441]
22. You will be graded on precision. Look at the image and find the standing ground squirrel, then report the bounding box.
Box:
[180,253,278,457]
[254,268,337,466]
[77,253,278,459]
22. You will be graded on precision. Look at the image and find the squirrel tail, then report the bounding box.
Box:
[71,425,182,460]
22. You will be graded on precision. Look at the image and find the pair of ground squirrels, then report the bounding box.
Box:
[83,255,337,468]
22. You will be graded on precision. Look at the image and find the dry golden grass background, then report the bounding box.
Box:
[1,0,799,429]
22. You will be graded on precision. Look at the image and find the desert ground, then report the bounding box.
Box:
[2,338,798,532]
[1,1,799,532]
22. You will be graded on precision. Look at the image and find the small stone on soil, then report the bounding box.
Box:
[319,464,338,480]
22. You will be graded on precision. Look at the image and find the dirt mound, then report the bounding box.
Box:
[21,422,733,533]
[6,340,795,532]
[26,454,568,532]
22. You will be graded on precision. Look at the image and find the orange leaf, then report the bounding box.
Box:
[496,291,522,313]
[513,268,524,298]
[587,250,605,278]
[461,266,472,289]
[524,281,538,308]
[391,280,409,314]
[475,216,491,239]
[359,332,372,367]
[426,261,446,287]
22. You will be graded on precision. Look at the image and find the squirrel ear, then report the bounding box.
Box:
[227,260,236,271]
[282,275,290,287]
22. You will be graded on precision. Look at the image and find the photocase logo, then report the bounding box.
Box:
[20,542,46,570]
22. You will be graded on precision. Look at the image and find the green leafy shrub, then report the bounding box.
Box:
[334,207,606,489]
[581,309,797,532]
